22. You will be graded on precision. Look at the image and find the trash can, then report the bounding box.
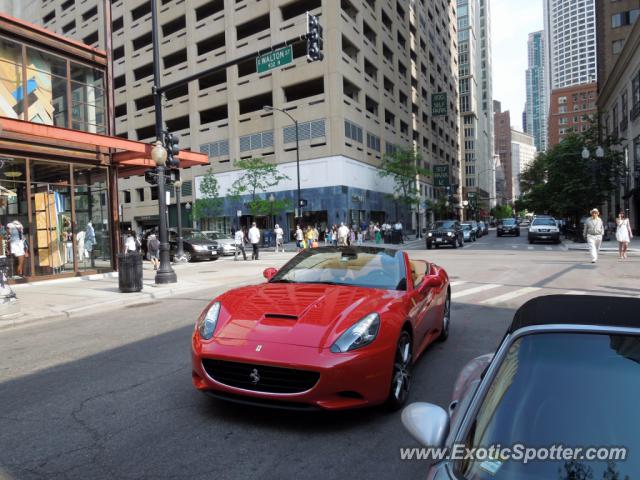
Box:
[118,252,143,293]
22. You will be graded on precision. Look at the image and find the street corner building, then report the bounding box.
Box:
[0,13,207,282]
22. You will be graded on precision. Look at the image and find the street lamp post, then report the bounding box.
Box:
[263,106,301,222]
[173,179,186,263]
[150,141,177,284]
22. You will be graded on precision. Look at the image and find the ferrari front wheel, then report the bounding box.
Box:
[386,330,413,410]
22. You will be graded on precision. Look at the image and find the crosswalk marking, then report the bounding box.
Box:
[545,247,552,251]
[527,246,534,250]
[511,245,518,249]
[450,280,467,287]
[452,284,501,299]
[564,290,587,295]
[480,287,542,305]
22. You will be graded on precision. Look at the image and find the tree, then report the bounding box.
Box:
[519,123,625,223]
[228,158,290,217]
[491,204,514,219]
[191,168,222,224]
[379,149,430,220]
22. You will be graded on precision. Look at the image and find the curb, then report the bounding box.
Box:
[0,276,257,332]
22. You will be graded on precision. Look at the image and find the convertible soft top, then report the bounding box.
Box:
[509,294,640,333]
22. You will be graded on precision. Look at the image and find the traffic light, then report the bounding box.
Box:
[164,132,180,168]
[306,13,324,62]
[145,169,158,186]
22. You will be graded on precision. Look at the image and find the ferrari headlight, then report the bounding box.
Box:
[197,302,221,340]
[331,313,380,353]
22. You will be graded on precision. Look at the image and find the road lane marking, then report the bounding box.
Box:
[452,284,501,300]
[511,245,518,249]
[545,247,552,251]
[480,287,541,305]
[527,246,534,250]
[450,281,468,287]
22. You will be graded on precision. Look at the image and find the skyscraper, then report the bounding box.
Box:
[544,0,597,90]
[543,0,598,147]
[457,0,495,216]
[525,31,547,152]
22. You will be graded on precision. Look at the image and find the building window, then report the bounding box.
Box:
[239,130,274,152]
[612,39,625,55]
[366,132,381,151]
[136,188,144,202]
[632,71,640,120]
[150,186,158,201]
[283,119,325,143]
[201,139,230,158]
[344,119,363,143]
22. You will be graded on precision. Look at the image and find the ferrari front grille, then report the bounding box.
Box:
[202,359,320,394]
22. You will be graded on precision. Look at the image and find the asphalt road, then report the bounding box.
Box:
[1,231,637,480]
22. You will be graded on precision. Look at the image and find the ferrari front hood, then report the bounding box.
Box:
[214,283,398,348]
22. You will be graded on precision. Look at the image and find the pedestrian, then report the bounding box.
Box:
[7,220,26,277]
[615,210,633,260]
[248,222,260,260]
[324,226,330,246]
[274,223,284,253]
[357,228,363,245]
[374,223,382,244]
[337,222,349,246]
[583,208,604,263]
[124,229,137,253]
[295,225,304,252]
[234,226,247,261]
[147,231,160,270]
[331,225,338,246]
[349,226,356,246]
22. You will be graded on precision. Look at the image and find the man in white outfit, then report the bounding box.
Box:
[248,222,261,260]
[234,228,247,261]
[583,208,604,263]
[337,222,350,246]
[274,224,284,252]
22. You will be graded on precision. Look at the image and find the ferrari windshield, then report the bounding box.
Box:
[459,332,640,479]
[270,247,407,290]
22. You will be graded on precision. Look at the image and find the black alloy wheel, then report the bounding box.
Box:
[437,292,450,342]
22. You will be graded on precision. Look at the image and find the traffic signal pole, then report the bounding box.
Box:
[152,0,176,284]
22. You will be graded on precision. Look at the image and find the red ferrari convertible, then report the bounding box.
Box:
[191,246,450,410]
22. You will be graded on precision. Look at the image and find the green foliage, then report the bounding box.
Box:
[491,204,514,219]
[519,124,625,222]
[433,197,450,220]
[228,158,290,217]
[191,168,222,222]
[379,149,430,210]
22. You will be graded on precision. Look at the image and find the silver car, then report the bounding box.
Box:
[202,231,236,256]
[402,295,639,479]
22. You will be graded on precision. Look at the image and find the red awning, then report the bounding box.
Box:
[0,117,208,172]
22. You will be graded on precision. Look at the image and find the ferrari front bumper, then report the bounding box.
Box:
[191,335,395,410]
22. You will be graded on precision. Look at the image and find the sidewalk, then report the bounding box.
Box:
[0,251,296,331]
[563,236,640,252]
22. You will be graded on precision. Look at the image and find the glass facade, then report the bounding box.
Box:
[0,34,106,134]
[0,157,112,280]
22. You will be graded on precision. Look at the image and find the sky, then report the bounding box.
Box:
[490,0,544,130]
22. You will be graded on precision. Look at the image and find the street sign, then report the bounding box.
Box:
[256,46,293,74]
[432,93,448,116]
[433,165,450,187]
[298,199,308,207]
[236,210,242,217]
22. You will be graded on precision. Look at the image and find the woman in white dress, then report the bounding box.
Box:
[616,211,633,259]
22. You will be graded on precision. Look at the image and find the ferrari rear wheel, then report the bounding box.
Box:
[437,292,451,342]
[386,330,413,410]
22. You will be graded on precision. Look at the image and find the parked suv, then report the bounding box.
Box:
[426,220,464,249]
[528,217,561,244]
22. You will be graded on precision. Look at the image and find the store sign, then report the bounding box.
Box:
[432,93,448,116]
[433,165,450,187]
[256,46,293,74]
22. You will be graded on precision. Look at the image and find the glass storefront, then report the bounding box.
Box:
[0,35,105,133]
[0,157,112,280]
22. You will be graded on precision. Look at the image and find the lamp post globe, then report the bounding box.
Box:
[151,141,167,165]
[596,146,605,158]
[581,147,590,160]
